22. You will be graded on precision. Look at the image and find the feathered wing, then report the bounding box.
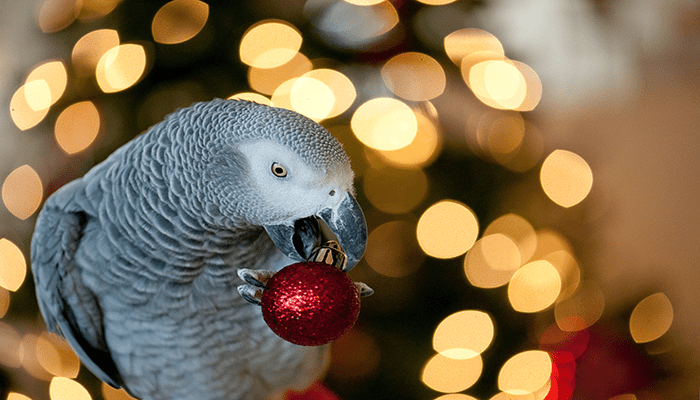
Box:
[31,178,126,390]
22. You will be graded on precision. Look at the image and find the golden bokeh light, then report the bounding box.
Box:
[37,0,81,33]
[629,292,673,343]
[555,281,605,331]
[2,165,44,221]
[152,0,209,44]
[363,168,428,214]
[417,200,478,259]
[20,334,53,380]
[510,61,542,112]
[248,52,312,95]
[10,84,50,131]
[102,383,138,400]
[381,52,446,101]
[96,44,148,93]
[416,0,458,5]
[49,377,92,400]
[374,109,442,168]
[508,260,561,313]
[0,239,27,293]
[0,322,22,368]
[239,20,302,69]
[470,60,526,110]
[8,393,33,400]
[365,221,425,277]
[27,60,68,106]
[22,80,52,112]
[464,234,521,289]
[543,250,580,301]
[445,28,504,65]
[483,213,537,264]
[227,92,274,107]
[36,332,80,378]
[498,350,552,395]
[271,79,297,111]
[477,111,525,156]
[540,150,593,208]
[433,310,494,359]
[343,0,385,4]
[529,229,573,261]
[302,69,356,118]
[496,120,544,172]
[78,0,123,20]
[290,77,335,120]
[0,288,9,318]
[55,101,101,155]
[461,51,506,85]
[434,395,479,400]
[351,98,417,151]
[72,29,120,76]
[421,353,483,393]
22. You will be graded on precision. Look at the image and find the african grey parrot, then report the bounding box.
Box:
[30,99,369,400]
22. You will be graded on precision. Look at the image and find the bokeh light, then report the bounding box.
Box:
[36,332,80,378]
[351,98,417,151]
[290,76,335,120]
[2,165,43,221]
[464,234,522,289]
[543,250,581,301]
[101,383,138,400]
[416,0,458,5]
[152,0,209,44]
[365,221,425,277]
[374,109,442,168]
[7,393,33,400]
[498,350,552,395]
[72,29,120,77]
[55,101,101,155]
[470,60,526,110]
[0,239,27,293]
[239,20,302,69]
[248,53,312,95]
[227,92,274,107]
[508,260,561,313]
[540,150,593,208]
[417,200,478,259]
[0,322,22,368]
[10,84,51,130]
[555,281,605,331]
[26,61,68,107]
[381,52,446,101]
[0,288,9,318]
[421,353,483,393]
[37,0,81,33]
[96,44,148,93]
[629,292,673,343]
[433,310,494,359]
[343,0,385,5]
[477,111,525,156]
[483,213,537,264]
[302,69,356,118]
[444,28,504,65]
[363,168,428,214]
[20,334,53,380]
[434,395,479,400]
[49,377,92,400]
[530,229,573,261]
[78,0,123,20]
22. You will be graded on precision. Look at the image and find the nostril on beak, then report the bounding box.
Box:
[329,189,336,196]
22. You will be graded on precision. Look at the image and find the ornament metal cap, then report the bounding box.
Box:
[308,240,347,271]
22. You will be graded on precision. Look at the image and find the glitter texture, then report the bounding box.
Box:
[261,262,361,346]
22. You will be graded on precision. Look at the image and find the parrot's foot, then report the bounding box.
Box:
[355,282,374,297]
[237,268,274,305]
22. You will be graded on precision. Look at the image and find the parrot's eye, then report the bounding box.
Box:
[271,162,288,178]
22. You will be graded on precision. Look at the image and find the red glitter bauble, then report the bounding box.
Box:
[261,262,360,346]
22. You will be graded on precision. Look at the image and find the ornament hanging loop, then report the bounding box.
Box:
[309,240,348,271]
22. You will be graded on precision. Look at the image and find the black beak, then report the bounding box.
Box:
[263,192,367,270]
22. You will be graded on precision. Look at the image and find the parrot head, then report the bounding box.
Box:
[184,99,367,270]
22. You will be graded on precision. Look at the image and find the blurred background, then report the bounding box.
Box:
[1,0,699,399]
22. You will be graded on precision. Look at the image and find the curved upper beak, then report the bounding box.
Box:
[263,192,367,271]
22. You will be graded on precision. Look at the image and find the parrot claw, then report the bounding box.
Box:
[354,282,374,297]
[237,284,263,305]
[237,268,274,288]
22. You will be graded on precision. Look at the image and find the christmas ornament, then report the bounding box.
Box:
[237,241,373,346]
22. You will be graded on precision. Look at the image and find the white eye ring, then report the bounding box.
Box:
[271,162,288,178]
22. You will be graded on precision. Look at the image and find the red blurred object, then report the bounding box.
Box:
[284,382,341,400]
[262,262,360,346]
